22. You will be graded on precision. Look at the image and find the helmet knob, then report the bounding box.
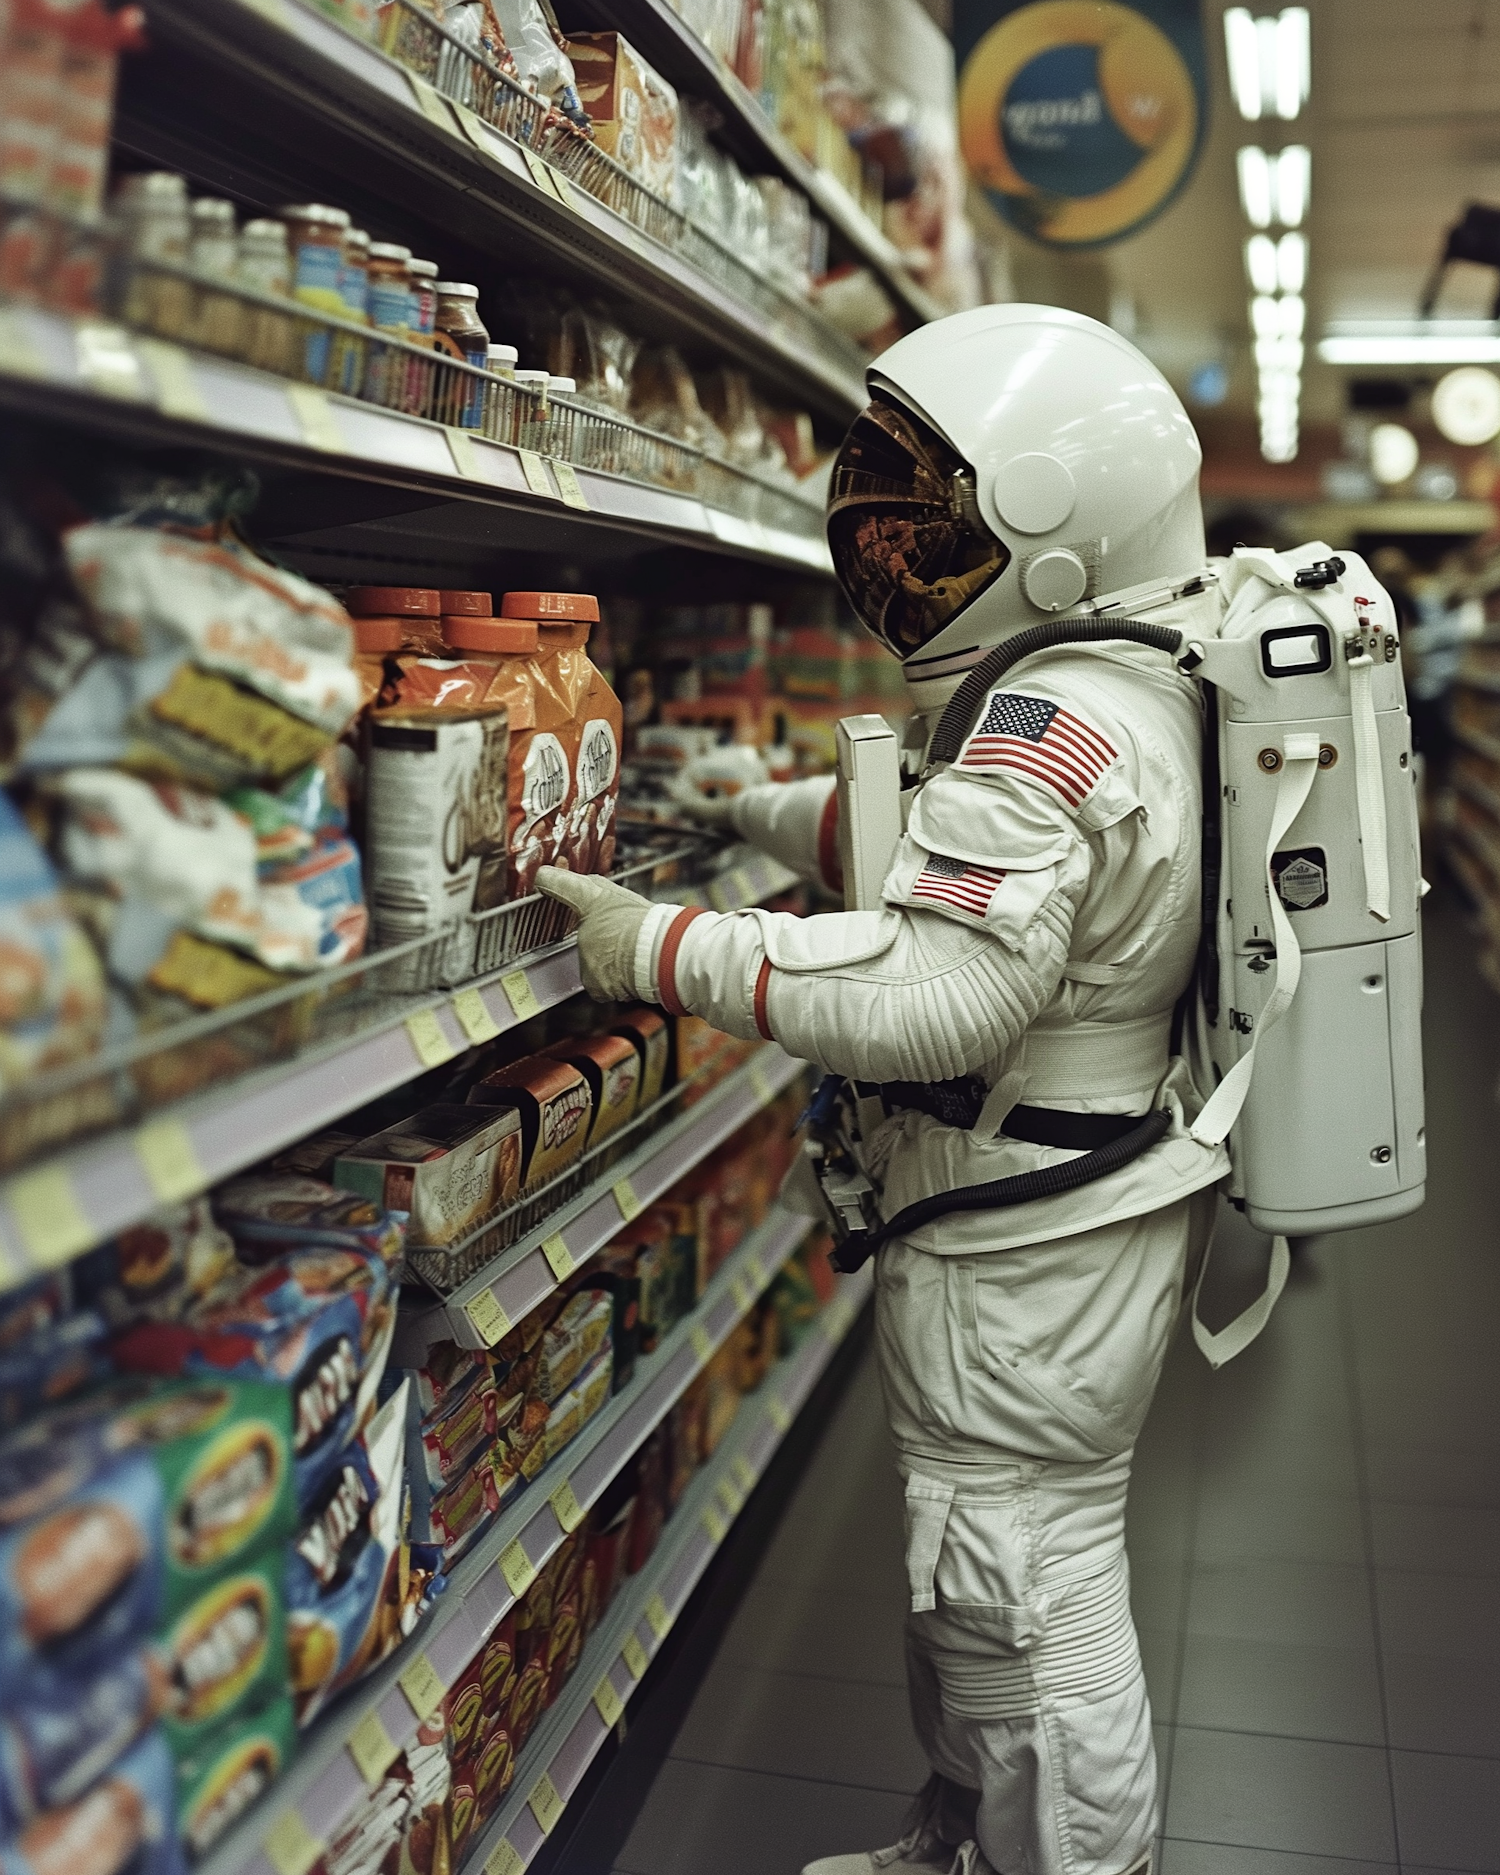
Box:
[1021,550,1089,612]
[990,452,1076,534]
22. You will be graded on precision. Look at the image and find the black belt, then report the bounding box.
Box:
[878,1079,1144,1151]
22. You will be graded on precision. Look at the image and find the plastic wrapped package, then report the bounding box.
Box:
[0,1649,168,1833]
[630,347,726,464]
[0,787,108,1091]
[0,1726,185,1875]
[173,1693,297,1861]
[697,367,786,475]
[565,33,678,199]
[333,1105,522,1251]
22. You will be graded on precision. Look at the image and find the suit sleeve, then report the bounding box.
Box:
[726,775,842,891]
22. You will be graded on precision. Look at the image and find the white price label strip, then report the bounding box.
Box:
[552,461,588,510]
[405,1008,456,1068]
[541,1232,575,1280]
[408,72,458,131]
[446,426,484,480]
[593,1675,624,1728]
[136,1118,203,1205]
[75,323,145,400]
[287,382,345,452]
[138,338,208,422]
[529,1771,564,1836]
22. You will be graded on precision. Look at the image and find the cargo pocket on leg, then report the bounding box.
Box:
[933,1474,1048,1650]
[903,1473,955,1614]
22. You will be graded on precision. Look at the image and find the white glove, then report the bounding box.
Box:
[666,748,771,828]
[536,867,651,1001]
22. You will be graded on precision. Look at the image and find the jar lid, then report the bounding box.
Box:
[368,241,412,261]
[120,172,189,202]
[191,198,236,224]
[346,585,440,617]
[344,227,370,251]
[438,590,492,615]
[500,590,600,622]
[487,344,519,364]
[409,258,439,278]
[443,617,540,653]
[352,617,404,652]
[547,376,576,394]
[241,219,287,243]
[281,203,351,227]
[434,281,479,297]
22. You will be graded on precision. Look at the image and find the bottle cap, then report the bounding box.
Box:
[351,617,404,652]
[409,258,439,278]
[439,590,492,616]
[346,585,440,617]
[547,376,576,394]
[442,617,540,653]
[487,344,519,365]
[434,281,480,297]
[500,590,600,622]
[512,369,549,389]
[368,241,412,262]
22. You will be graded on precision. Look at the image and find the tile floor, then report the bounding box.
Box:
[612,897,1500,1875]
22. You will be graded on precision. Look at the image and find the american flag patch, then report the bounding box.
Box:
[959,691,1118,808]
[910,853,1007,918]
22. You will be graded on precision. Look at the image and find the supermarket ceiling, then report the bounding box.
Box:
[1069,0,1500,425]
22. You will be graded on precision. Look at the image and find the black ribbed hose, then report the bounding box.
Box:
[925,618,1187,768]
[828,1106,1173,1272]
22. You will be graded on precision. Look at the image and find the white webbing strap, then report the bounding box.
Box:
[1348,652,1391,922]
[1187,730,1319,1366]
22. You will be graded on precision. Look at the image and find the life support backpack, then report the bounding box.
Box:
[820,544,1425,1365]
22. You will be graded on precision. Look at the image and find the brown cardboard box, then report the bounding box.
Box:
[566,31,678,201]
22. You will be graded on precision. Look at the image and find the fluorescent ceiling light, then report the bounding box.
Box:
[1319,332,1500,364]
[1280,293,1305,338]
[1276,145,1310,226]
[1256,336,1304,373]
[1275,9,1310,118]
[1251,294,1279,338]
[1226,8,1309,121]
[1277,231,1307,293]
[1238,145,1272,227]
[1225,9,1263,118]
[1246,234,1279,295]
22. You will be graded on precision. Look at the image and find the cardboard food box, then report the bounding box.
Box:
[543,1031,640,1150]
[611,1006,671,1113]
[466,1055,592,1191]
[155,1546,289,1753]
[334,1104,522,1250]
[173,1692,297,1861]
[566,31,678,203]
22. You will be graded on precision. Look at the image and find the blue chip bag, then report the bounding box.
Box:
[0,1726,185,1875]
[0,1650,165,1830]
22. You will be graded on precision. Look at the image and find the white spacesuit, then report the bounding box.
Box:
[541,305,1239,1875]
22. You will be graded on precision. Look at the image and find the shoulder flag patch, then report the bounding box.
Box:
[910,853,1007,919]
[959,691,1118,808]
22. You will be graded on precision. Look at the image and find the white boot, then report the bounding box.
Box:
[800,1829,963,1875]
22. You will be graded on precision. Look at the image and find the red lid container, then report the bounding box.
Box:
[499,590,600,623]
[346,586,440,617]
[351,617,404,652]
[439,590,492,616]
[442,617,540,653]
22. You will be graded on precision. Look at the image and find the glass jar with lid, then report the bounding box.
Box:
[187,198,241,356]
[281,203,349,383]
[433,281,489,429]
[403,256,439,417]
[237,219,298,376]
[365,241,412,407]
[116,172,191,337]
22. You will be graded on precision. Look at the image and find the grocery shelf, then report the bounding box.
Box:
[120,0,868,426]
[397,1042,808,1356]
[0,306,835,578]
[200,1203,828,1875]
[1455,723,1500,766]
[681,847,803,912]
[467,1260,873,1875]
[567,0,943,329]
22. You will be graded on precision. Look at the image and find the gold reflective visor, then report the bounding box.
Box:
[828,394,1010,659]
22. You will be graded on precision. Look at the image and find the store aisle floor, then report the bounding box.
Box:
[612,895,1500,1875]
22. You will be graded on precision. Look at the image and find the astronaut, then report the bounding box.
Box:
[539,304,1233,1875]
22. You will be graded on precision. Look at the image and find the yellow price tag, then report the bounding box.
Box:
[528,1771,564,1836]
[483,1843,525,1875]
[767,1396,792,1434]
[452,100,501,157]
[550,1478,584,1532]
[690,1323,713,1365]
[520,145,558,196]
[398,1653,446,1722]
[701,1503,727,1544]
[644,1593,671,1641]
[286,382,345,452]
[500,969,540,1019]
[138,338,209,423]
[405,1007,457,1068]
[517,448,557,501]
[463,1288,511,1347]
[613,1178,642,1222]
[717,1476,742,1518]
[452,986,500,1044]
[593,1675,624,1727]
[263,1811,322,1875]
[349,1710,400,1788]
[733,1454,757,1495]
[550,168,577,210]
[749,1059,774,1104]
[541,1232,575,1281]
[621,1633,648,1679]
[7,1165,93,1269]
[136,1117,203,1205]
[499,1539,536,1598]
[446,427,483,481]
[552,462,589,510]
[75,322,144,400]
[408,72,457,131]
[730,1272,753,1314]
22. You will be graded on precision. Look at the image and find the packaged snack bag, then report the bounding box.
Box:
[0,788,107,1092]
[0,1650,168,1831]
[75,1200,236,1330]
[542,1345,612,1463]
[0,1726,185,1875]
[211,1175,404,1264]
[537,1290,613,1405]
[154,1549,288,1753]
[412,1370,497,1488]
[172,1693,296,1861]
[334,1104,522,1250]
[284,1382,408,1726]
[0,1309,111,1430]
